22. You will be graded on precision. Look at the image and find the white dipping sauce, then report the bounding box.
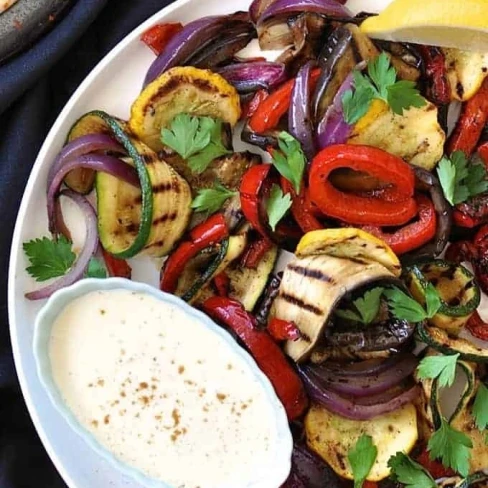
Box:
[49,290,282,488]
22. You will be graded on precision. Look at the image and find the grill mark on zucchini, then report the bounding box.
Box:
[153,212,177,225]
[288,264,335,283]
[279,292,323,317]
[144,239,165,250]
[133,181,180,204]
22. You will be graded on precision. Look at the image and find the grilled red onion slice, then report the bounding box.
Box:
[47,154,139,234]
[289,61,316,160]
[47,134,125,188]
[300,353,418,397]
[26,190,99,301]
[299,367,421,420]
[218,62,286,94]
[314,354,407,377]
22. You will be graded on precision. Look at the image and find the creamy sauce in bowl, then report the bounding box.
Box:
[42,285,291,488]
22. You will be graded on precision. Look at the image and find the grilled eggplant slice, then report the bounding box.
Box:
[444,48,488,101]
[271,254,396,362]
[129,66,241,151]
[348,99,445,171]
[305,403,418,481]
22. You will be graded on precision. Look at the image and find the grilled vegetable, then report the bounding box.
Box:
[129,66,241,151]
[405,261,480,336]
[416,323,488,363]
[305,402,418,481]
[348,99,445,171]
[444,48,488,102]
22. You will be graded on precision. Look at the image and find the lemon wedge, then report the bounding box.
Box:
[360,0,488,52]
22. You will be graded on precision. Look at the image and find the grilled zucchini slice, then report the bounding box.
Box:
[305,403,418,481]
[129,66,241,151]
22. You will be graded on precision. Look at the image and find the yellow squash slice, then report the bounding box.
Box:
[129,66,241,151]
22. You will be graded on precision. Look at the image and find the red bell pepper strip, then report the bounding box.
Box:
[202,297,308,420]
[280,177,322,233]
[416,448,455,479]
[213,271,230,297]
[448,78,488,155]
[268,318,302,341]
[102,249,132,279]
[240,164,273,240]
[478,141,488,167]
[160,214,228,293]
[362,482,379,488]
[417,46,451,105]
[453,209,483,228]
[241,236,274,268]
[249,69,320,133]
[466,311,488,341]
[309,145,417,226]
[362,194,436,255]
[241,89,269,120]
[140,23,184,55]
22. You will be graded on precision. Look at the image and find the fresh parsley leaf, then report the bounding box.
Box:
[425,282,442,319]
[348,434,378,488]
[336,287,384,325]
[437,151,488,206]
[191,183,237,215]
[388,452,436,488]
[23,236,76,282]
[473,382,488,431]
[383,287,429,322]
[271,132,306,193]
[341,52,426,125]
[427,417,473,477]
[417,354,460,388]
[85,258,107,279]
[266,184,292,232]
[161,114,230,174]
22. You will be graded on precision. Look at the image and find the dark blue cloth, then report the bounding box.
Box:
[0,1,174,486]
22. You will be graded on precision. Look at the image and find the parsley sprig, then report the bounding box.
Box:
[388,452,436,488]
[335,287,384,325]
[428,417,473,477]
[473,382,488,431]
[266,184,292,232]
[417,353,460,388]
[161,113,231,174]
[191,182,237,215]
[348,434,378,488]
[437,151,488,206]
[342,52,426,125]
[271,132,306,193]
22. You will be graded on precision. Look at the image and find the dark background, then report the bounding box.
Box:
[0,1,174,486]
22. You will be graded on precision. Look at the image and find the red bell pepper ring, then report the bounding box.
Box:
[202,297,308,420]
[160,214,228,294]
[416,448,455,479]
[140,23,184,56]
[102,249,132,279]
[362,194,436,255]
[241,236,274,268]
[448,77,488,155]
[213,271,230,297]
[240,164,274,240]
[466,311,488,341]
[249,69,321,133]
[268,318,302,342]
[280,177,323,233]
[309,145,417,226]
[241,89,269,120]
[417,46,451,105]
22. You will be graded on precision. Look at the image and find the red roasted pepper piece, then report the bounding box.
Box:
[416,448,455,479]
[362,194,436,255]
[213,272,230,297]
[309,145,417,226]
[417,46,451,105]
[444,240,476,264]
[478,141,488,167]
[102,249,132,279]
[202,297,308,420]
[160,214,228,293]
[448,78,488,155]
[241,89,269,120]
[249,69,320,133]
[280,177,323,233]
[268,318,301,341]
[241,236,274,268]
[453,209,483,228]
[467,311,488,341]
[362,482,379,488]
[140,23,183,55]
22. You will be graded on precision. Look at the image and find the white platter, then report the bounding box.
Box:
[8,0,478,486]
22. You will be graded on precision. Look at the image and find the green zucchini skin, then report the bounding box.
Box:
[405,260,480,336]
[416,323,488,363]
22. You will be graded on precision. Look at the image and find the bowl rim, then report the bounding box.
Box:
[33,277,293,488]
